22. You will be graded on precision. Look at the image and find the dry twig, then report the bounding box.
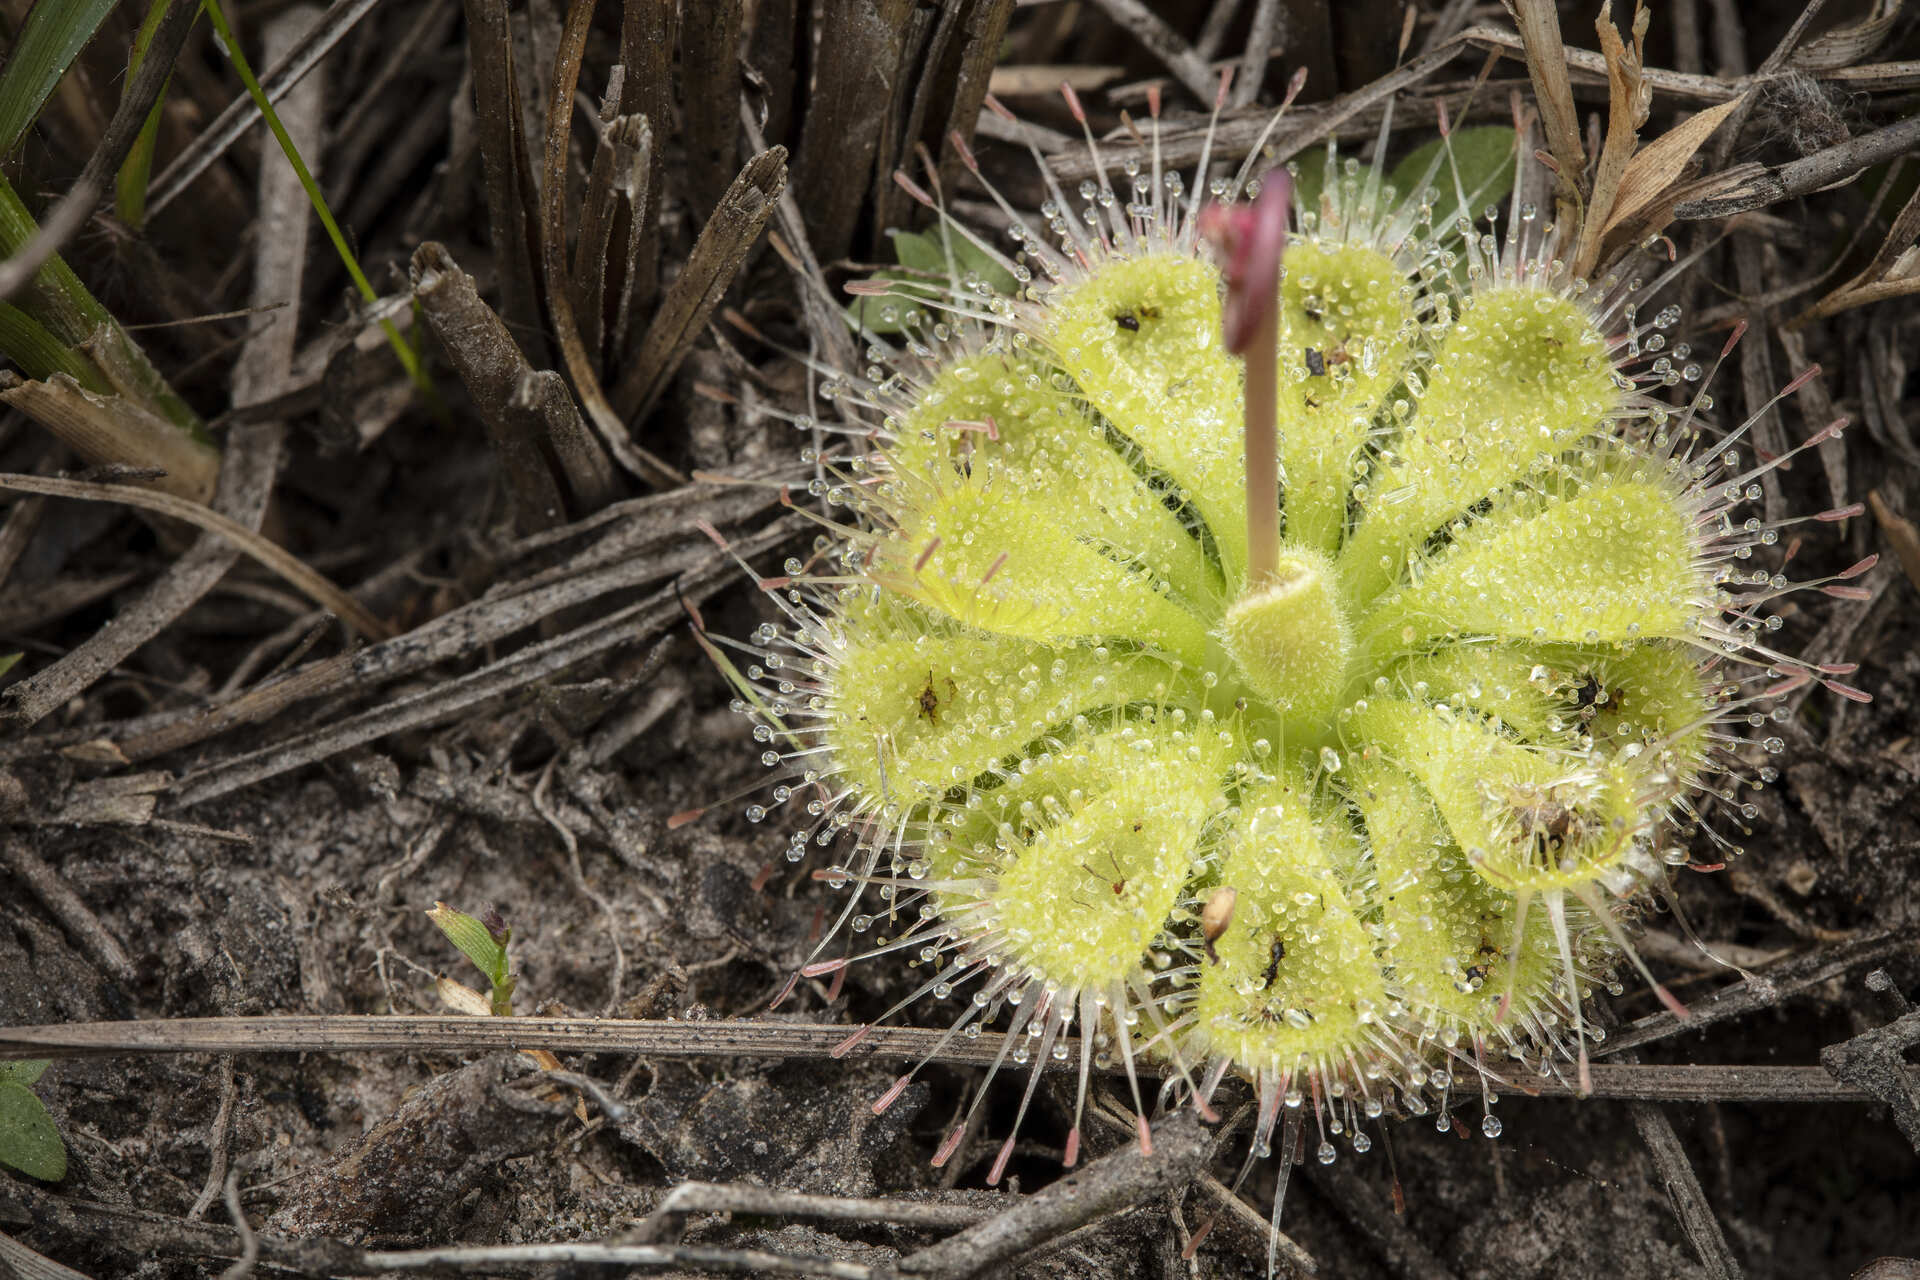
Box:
[5,1015,1915,1107]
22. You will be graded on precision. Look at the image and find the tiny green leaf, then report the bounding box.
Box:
[0,652,22,680]
[847,228,1021,336]
[0,1059,50,1085]
[426,902,514,1015]
[0,1079,67,1181]
[889,229,946,274]
[944,235,1018,296]
[1388,126,1518,235]
[846,270,933,336]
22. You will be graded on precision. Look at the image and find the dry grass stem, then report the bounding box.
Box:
[0,375,217,503]
[612,147,788,425]
[410,242,572,532]
[0,473,386,641]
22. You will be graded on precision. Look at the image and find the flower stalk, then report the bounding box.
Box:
[1201,171,1291,589]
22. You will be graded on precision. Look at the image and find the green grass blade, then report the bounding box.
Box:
[0,0,120,156]
[0,301,110,389]
[201,0,432,399]
[0,169,110,343]
[0,169,205,442]
[116,0,190,228]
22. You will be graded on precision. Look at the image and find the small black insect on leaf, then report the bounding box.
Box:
[1261,936,1286,989]
[1574,674,1605,710]
[1305,347,1326,377]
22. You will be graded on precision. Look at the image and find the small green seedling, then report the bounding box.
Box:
[427,902,516,1017]
[0,1059,66,1182]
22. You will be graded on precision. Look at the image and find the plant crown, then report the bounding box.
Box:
[709,104,1868,1177]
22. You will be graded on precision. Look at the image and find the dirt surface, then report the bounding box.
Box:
[3,1,1920,1277]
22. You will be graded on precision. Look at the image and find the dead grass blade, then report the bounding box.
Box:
[616,0,675,335]
[1791,0,1904,71]
[1575,1,1651,275]
[1,1014,1912,1105]
[596,117,655,367]
[865,3,960,248]
[680,0,744,219]
[612,147,788,426]
[898,1111,1211,1277]
[410,242,578,531]
[540,0,683,493]
[0,375,217,504]
[574,112,644,361]
[513,371,621,513]
[1504,0,1586,218]
[936,0,1016,189]
[1629,1096,1744,1279]
[792,0,913,264]
[1599,93,1746,237]
[0,473,389,640]
[1866,491,1920,592]
[1792,179,1920,324]
[459,0,545,353]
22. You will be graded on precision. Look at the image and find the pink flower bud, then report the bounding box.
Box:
[1199,172,1291,354]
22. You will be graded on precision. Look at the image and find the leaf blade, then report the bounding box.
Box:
[0,1059,49,1085]
[1387,126,1518,237]
[0,0,120,157]
[0,1079,67,1181]
[1600,92,1748,238]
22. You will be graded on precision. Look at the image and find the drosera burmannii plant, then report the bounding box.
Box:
[690,65,1875,1249]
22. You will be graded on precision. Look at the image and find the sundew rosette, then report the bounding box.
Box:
[705,87,1872,1188]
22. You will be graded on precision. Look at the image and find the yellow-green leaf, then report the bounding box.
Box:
[0,1079,66,1181]
[426,902,509,990]
[0,1059,49,1085]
